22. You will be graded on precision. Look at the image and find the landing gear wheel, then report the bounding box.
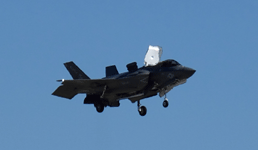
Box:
[95,104,104,113]
[138,106,147,116]
[163,99,169,108]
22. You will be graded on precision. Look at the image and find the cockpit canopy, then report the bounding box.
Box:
[158,59,181,67]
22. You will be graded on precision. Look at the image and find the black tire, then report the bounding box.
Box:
[138,106,147,116]
[96,104,104,113]
[163,100,169,108]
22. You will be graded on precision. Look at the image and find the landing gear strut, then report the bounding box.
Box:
[137,101,147,116]
[163,94,169,108]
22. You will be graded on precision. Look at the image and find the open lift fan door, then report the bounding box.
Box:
[144,45,163,66]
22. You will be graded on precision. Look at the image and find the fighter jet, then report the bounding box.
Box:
[52,45,195,116]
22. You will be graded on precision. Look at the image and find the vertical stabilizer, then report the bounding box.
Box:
[64,61,90,79]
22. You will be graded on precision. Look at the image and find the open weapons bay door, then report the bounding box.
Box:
[144,45,163,66]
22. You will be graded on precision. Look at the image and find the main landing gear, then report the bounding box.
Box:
[95,103,104,113]
[163,94,169,108]
[137,101,147,116]
[137,94,169,116]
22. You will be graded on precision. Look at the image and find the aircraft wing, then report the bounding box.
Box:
[144,45,163,66]
[52,73,150,100]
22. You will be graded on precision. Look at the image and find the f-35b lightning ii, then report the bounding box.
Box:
[52,45,195,116]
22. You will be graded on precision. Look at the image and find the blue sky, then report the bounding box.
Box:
[1,1,258,149]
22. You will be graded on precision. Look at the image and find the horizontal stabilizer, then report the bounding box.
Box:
[52,85,77,99]
[106,65,119,77]
[64,61,90,79]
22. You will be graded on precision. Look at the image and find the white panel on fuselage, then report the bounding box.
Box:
[144,45,163,66]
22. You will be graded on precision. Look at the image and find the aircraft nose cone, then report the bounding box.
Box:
[184,67,196,78]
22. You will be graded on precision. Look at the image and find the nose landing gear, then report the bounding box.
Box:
[137,101,147,116]
[162,94,169,108]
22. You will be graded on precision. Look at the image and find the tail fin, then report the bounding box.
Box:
[106,65,119,77]
[64,61,90,79]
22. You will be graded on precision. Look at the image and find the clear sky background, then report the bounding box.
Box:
[1,1,257,150]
